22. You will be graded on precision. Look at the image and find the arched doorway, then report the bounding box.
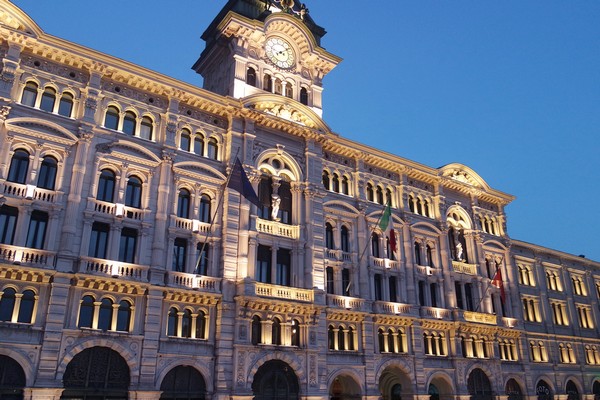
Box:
[61,347,130,400]
[428,375,454,400]
[252,360,299,400]
[536,380,553,400]
[378,366,412,400]
[467,369,492,400]
[160,366,206,400]
[565,381,579,400]
[429,384,439,400]
[330,375,361,400]
[505,379,523,400]
[592,381,600,400]
[0,355,26,400]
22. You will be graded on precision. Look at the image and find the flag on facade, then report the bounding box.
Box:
[379,202,397,256]
[491,267,506,303]
[227,157,261,208]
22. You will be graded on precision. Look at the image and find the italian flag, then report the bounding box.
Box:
[379,203,397,256]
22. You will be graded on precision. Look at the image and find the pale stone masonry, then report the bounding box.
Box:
[0,2,599,400]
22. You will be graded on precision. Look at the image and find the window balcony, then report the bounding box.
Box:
[415,264,436,276]
[326,249,356,263]
[373,301,416,316]
[79,256,148,282]
[420,306,452,320]
[370,256,400,269]
[254,217,299,239]
[86,198,148,221]
[1,181,62,203]
[327,294,368,312]
[170,216,211,233]
[452,260,478,275]
[165,271,221,293]
[0,243,56,269]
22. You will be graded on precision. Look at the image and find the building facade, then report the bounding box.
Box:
[0,1,599,400]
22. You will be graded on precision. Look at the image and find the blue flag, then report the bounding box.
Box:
[227,157,261,208]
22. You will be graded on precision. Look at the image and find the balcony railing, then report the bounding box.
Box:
[1,181,62,203]
[452,261,478,275]
[373,301,415,316]
[166,271,221,293]
[255,218,300,239]
[0,244,55,268]
[327,294,367,312]
[170,216,211,233]
[416,265,437,276]
[420,306,452,320]
[370,256,400,269]
[87,199,148,221]
[326,249,356,263]
[79,256,148,282]
[254,282,313,302]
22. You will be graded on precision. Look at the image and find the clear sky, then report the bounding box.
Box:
[11,1,600,261]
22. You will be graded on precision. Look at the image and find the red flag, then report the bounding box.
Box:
[491,268,506,303]
[378,203,397,256]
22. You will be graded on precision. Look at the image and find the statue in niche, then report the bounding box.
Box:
[271,194,281,221]
[456,242,464,262]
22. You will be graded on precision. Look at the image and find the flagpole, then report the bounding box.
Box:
[194,148,240,274]
[474,265,503,312]
[347,200,393,294]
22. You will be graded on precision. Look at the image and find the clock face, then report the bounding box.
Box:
[265,37,295,69]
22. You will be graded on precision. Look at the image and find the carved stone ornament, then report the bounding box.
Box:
[251,102,316,128]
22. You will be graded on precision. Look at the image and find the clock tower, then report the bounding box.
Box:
[192,0,341,117]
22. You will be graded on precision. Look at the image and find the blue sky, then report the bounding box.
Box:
[12,1,600,261]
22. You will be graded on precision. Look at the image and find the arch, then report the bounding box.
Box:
[446,205,473,230]
[61,346,130,400]
[252,360,299,400]
[467,368,492,400]
[505,378,524,400]
[536,379,554,400]
[328,371,363,400]
[565,380,580,400]
[256,149,303,182]
[426,372,455,400]
[6,117,80,143]
[0,355,26,400]
[247,354,305,389]
[378,364,415,400]
[160,365,206,400]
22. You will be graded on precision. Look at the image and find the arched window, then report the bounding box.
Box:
[341,176,349,195]
[180,129,191,151]
[251,315,262,345]
[207,138,218,160]
[97,298,113,331]
[0,355,26,400]
[325,223,334,250]
[337,325,345,350]
[415,242,422,265]
[125,176,142,208]
[378,328,385,353]
[116,300,131,332]
[272,317,282,345]
[291,319,300,347]
[21,81,38,106]
[247,67,257,87]
[177,189,191,219]
[388,329,395,353]
[332,174,340,192]
[58,92,74,117]
[300,87,308,105]
[340,226,350,252]
[367,183,374,202]
[322,170,330,190]
[0,287,16,322]
[347,326,355,350]
[140,116,153,140]
[160,366,206,400]
[17,289,36,323]
[40,87,56,112]
[426,245,434,267]
[104,105,120,130]
[199,195,211,223]
[274,78,283,95]
[372,233,380,258]
[78,295,95,328]
[7,149,30,184]
[194,135,204,155]
[167,307,178,336]
[376,186,384,205]
[181,309,192,338]
[285,82,293,98]
[386,189,393,206]
[97,169,116,202]
[279,179,292,224]
[196,310,207,339]
[263,74,273,92]
[122,111,137,135]
[37,155,58,190]
[328,325,335,350]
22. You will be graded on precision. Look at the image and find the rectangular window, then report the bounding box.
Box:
[430,283,438,307]
[419,281,426,306]
[342,268,351,296]
[256,245,271,283]
[173,238,187,272]
[89,222,110,259]
[374,274,383,301]
[455,282,464,309]
[0,206,18,245]
[195,242,209,275]
[25,210,48,249]
[465,283,474,311]
[276,248,291,286]
[118,227,138,263]
[389,276,397,303]
[326,267,334,294]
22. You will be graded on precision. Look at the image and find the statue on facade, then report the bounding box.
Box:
[456,242,464,262]
[271,194,281,221]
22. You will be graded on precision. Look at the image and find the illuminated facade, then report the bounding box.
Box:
[0,1,599,400]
